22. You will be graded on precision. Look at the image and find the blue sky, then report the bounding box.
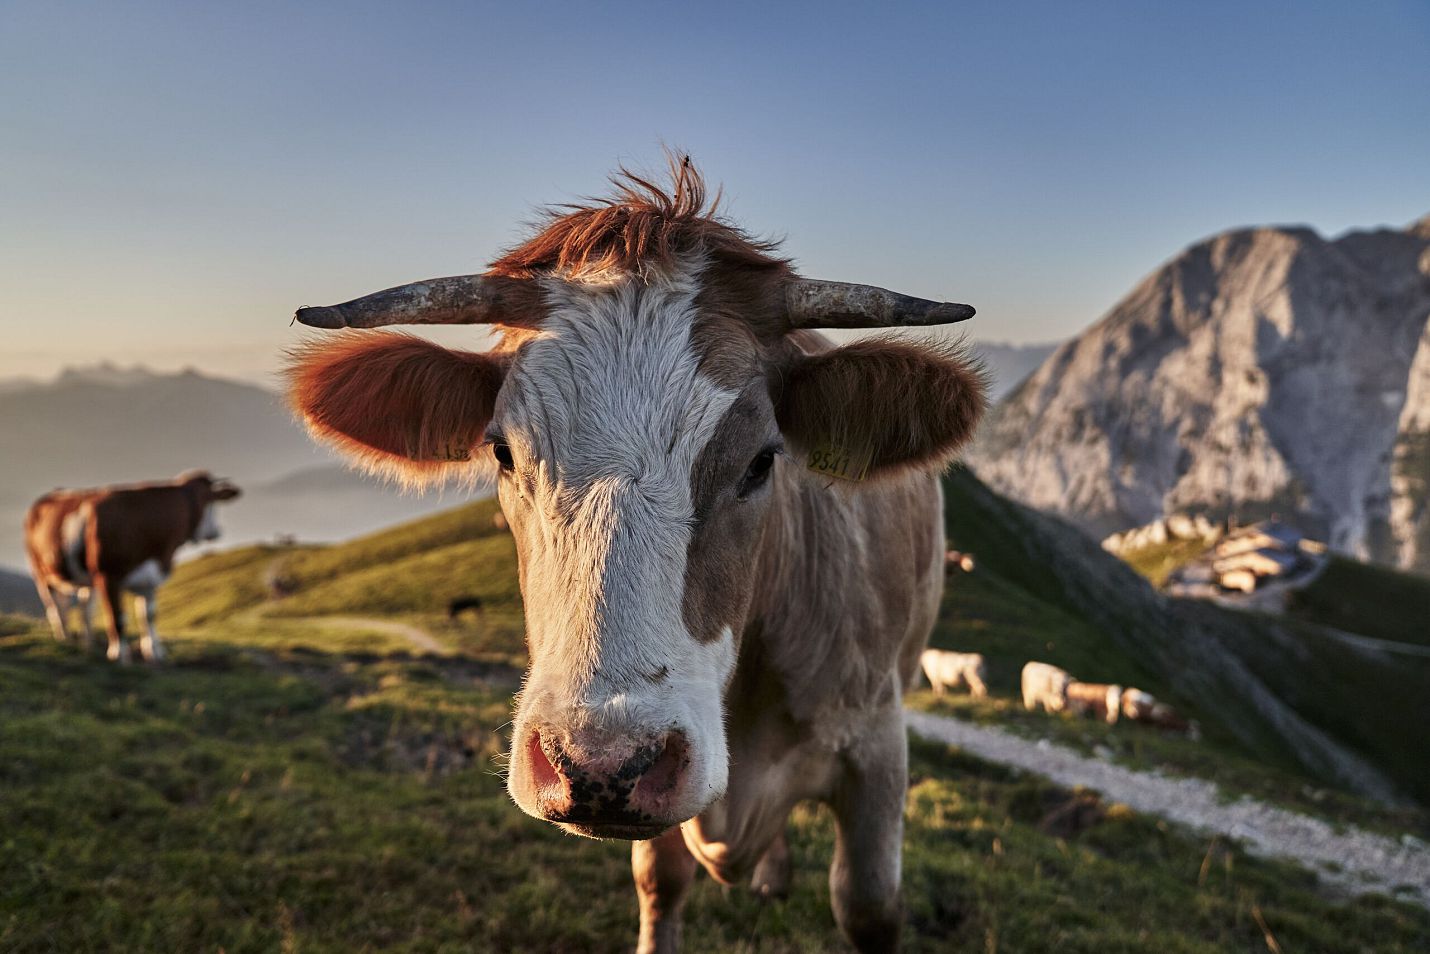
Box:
[2,0,1427,382]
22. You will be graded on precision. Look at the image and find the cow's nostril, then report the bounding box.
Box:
[527,730,564,806]
[632,731,688,809]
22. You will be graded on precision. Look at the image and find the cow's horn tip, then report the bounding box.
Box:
[295,306,346,329]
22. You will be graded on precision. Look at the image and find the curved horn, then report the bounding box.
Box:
[784,279,975,330]
[294,275,531,329]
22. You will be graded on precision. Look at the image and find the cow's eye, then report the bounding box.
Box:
[738,447,778,499]
[491,441,515,471]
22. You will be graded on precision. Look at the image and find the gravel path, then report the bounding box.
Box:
[906,709,1430,908]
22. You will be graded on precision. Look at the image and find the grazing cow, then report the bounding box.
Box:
[1148,702,1200,739]
[285,160,986,953]
[1021,661,1073,713]
[1120,689,1200,738]
[1121,687,1156,721]
[24,471,240,663]
[920,649,987,698]
[1065,681,1123,725]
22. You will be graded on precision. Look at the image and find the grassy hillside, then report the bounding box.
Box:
[939,468,1430,808]
[154,475,1430,809]
[3,625,1427,953]
[1284,556,1430,647]
[5,474,1430,950]
[158,499,525,661]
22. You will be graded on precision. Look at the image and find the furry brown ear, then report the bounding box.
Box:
[774,338,986,480]
[286,332,505,487]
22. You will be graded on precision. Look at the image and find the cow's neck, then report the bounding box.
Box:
[738,465,912,727]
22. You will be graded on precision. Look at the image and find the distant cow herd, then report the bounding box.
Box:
[925,549,1198,737]
[923,613,1197,737]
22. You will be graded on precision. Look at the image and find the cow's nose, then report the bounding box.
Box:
[525,728,689,829]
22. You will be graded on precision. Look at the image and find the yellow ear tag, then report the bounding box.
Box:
[805,441,872,482]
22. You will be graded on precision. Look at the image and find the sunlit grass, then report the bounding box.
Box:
[3,627,1426,953]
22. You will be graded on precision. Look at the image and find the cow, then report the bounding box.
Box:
[1120,689,1200,738]
[1021,661,1073,714]
[285,159,986,953]
[1121,687,1156,721]
[1065,681,1123,724]
[24,471,241,663]
[1148,702,1201,739]
[920,649,988,698]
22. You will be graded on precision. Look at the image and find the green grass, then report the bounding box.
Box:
[3,626,1427,953]
[928,555,1163,699]
[1286,556,1430,648]
[1118,537,1217,588]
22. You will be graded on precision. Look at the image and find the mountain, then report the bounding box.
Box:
[967,214,1430,573]
[972,340,1060,402]
[0,366,468,568]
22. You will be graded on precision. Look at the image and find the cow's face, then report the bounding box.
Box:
[176,472,242,543]
[289,270,983,841]
[485,271,780,838]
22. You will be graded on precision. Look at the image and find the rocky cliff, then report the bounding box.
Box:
[967,214,1430,572]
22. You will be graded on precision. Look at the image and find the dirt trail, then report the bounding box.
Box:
[293,616,447,655]
[906,710,1430,908]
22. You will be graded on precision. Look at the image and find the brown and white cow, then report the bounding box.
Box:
[1065,681,1123,725]
[24,471,240,663]
[286,161,985,953]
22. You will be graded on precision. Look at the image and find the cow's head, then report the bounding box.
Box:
[287,162,985,839]
[174,470,242,542]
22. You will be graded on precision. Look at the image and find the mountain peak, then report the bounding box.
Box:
[54,362,158,388]
[967,212,1430,575]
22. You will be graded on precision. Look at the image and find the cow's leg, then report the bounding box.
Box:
[94,577,131,665]
[632,827,697,954]
[38,585,71,643]
[74,587,95,651]
[134,591,164,662]
[829,711,907,954]
[967,671,988,699]
[750,827,791,899]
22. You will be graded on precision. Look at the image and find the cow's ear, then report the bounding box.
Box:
[286,332,506,488]
[774,338,986,481]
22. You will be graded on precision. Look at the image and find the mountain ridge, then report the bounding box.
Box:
[968,214,1430,573]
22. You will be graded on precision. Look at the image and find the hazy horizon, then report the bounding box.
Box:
[3,1,1428,377]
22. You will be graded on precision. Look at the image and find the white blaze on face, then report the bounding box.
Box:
[194,503,221,542]
[501,259,742,823]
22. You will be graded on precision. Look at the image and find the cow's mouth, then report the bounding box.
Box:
[556,819,674,841]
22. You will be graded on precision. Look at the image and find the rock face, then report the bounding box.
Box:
[968,214,1430,572]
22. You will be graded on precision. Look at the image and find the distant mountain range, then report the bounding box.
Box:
[0,365,465,571]
[968,213,1430,574]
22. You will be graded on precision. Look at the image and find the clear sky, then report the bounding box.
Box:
[2,0,1427,384]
